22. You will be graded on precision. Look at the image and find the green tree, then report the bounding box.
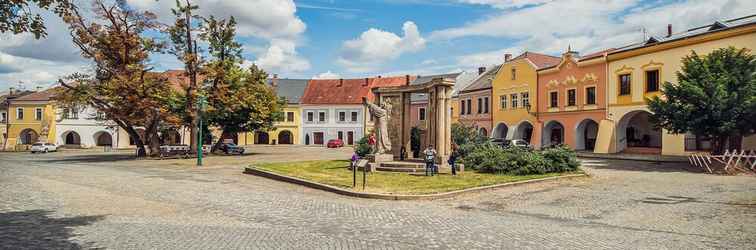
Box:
[56,0,177,157]
[166,0,203,152]
[647,47,756,154]
[0,0,76,38]
[199,16,282,151]
[451,123,487,147]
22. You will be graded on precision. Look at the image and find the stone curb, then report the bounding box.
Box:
[243,167,588,200]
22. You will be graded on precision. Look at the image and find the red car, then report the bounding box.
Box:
[327,139,344,148]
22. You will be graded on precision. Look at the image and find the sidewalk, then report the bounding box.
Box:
[577,151,688,162]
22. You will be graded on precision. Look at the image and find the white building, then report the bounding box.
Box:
[55,106,120,149]
[300,104,365,146]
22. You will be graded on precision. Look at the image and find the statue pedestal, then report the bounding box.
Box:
[367,153,394,172]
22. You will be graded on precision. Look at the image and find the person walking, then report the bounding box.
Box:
[448,144,459,176]
[423,145,437,176]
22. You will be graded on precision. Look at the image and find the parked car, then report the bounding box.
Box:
[218,142,245,155]
[490,138,506,147]
[159,144,191,159]
[327,139,344,148]
[31,143,57,153]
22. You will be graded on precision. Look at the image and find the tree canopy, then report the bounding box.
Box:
[0,0,76,38]
[648,46,756,153]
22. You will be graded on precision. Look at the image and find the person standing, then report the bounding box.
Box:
[448,144,459,176]
[423,145,437,176]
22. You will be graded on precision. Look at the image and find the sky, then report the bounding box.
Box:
[1,0,755,90]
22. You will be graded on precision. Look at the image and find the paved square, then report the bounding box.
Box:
[1,145,754,249]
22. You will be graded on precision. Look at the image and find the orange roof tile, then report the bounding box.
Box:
[512,51,561,69]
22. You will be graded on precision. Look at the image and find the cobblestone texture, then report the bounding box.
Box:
[0,146,755,249]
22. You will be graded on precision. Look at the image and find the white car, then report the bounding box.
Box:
[31,143,58,153]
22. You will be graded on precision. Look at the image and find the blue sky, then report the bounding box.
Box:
[1,0,755,90]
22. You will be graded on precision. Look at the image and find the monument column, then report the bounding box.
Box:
[445,86,453,156]
[402,92,412,158]
[435,86,447,166]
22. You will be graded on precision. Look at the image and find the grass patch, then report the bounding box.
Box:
[254,160,581,195]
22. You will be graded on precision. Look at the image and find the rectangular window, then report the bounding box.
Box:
[586,87,596,105]
[287,112,294,122]
[567,89,576,106]
[1,112,6,123]
[619,74,631,95]
[318,112,326,122]
[337,131,344,140]
[466,99,472,114]
[477,98,482,114]
[62,108,70,119]
[521,92,529,108]
[483,97,489,114]
[460,100,466,115]
[500,95,507,109]
[339,111,346,122]
[511,94,518,108]
[17,108,23,120]
[35,108,42,121]
[71,107,78,119]
[646,70,659,92]
[307,112,314,122]
[419,108,426,121]
[511,68,516,80]
[351,111,358,122]
[550,92,558,108]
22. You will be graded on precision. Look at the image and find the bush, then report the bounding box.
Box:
[462,144,579,175]
[354,136,372,157]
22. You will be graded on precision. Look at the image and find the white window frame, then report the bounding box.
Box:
[500,95,507,109]
[35,108,43,121]
[419,107,426,121]
[510,94,518,109]
[16,108,24,120]
[521,92,529,108]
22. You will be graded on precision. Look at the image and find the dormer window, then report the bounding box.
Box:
[511,68,517,80]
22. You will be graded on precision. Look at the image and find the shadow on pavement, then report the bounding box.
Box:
[0,210,105,249]
[582,159,705,173]
[35,154,138,164]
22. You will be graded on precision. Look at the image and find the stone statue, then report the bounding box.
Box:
[363,97,392,154]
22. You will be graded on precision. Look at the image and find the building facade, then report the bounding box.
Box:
[491,52,561,145]
[458,67,497,136]
[4,89,58,150]
[536,49,610,151]
[300,78,373,146]
[240,78,308,145]
[55,106,119,149]
[596,16,756,155]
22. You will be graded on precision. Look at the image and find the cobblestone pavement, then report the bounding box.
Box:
[1,146,755,249]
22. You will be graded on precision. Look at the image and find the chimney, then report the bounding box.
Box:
[667,24,672,37]
[36,86,42,92]
[504,53,512,62]
[405,75,411,85]
[478,67,487,75]
[337,78,343,87]
[9,87,14,95]
[271,74,279,87]
[377,75,382,78]
[363,78,369,86]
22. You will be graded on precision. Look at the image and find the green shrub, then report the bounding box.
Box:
[462,144,579,175]
[354,136,372,157]
[540,145,580,172]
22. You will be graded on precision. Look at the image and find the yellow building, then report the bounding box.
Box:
[491,52,561,146]
[239,78,307,145]
[240,105,300,145]
[4,89,58,151]
[595,16,756,155]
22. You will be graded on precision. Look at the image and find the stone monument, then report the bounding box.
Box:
[363,97,393,164]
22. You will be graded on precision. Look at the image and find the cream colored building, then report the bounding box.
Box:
[595,16,756,155]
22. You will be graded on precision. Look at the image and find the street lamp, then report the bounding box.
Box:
[196,95,207,166]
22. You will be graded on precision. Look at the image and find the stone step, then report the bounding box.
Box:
[375,166,425,173]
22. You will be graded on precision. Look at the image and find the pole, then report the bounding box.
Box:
[196,96,206,167]
[362,163,367,190]
[352,160,357,188]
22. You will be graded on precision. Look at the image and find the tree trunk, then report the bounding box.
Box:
[712,136,728,155]
[211,128,230,153]
[728,134,743,151]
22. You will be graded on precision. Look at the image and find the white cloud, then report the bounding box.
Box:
[441,0,756,68]
[456,0,552,9]
[338,21,427,72]
[253,39,311,73]
[456,47,522,67]
[312,71,341,79]
[126,0,310,74]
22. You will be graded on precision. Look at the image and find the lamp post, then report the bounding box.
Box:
[196,95,207,166]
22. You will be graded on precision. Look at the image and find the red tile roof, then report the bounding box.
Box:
[302,78,372,105]
[301,75,412,105]
[365,75,415,101]
[512,51,561,69]
[10,88,60,102]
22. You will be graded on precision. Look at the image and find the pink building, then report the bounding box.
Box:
[535,49,612,151]
[458,66,497,137]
